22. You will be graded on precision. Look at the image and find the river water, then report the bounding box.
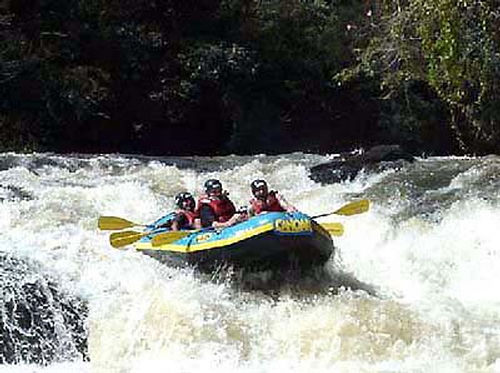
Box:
[0,152,499,373]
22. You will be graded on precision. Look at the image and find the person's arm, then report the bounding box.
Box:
[170,213,187,231]
[192,217,202,230]
[212,212,246,228]
[246,201,256,217]
[199,205,216,228]
[277,193,298,212]
[170,220,180,231]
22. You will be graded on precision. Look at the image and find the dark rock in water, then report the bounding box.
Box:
[310,145,415,184]
[0,254,88,364]
[0,184,34,202]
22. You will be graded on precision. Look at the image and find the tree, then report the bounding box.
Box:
[347,0,500,154]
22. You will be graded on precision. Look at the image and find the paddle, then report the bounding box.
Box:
[312,199,370,219]
[319,222,344,236]
[151,230,199,247]
[109,230,150,248]
[98,216,148,231]
[108,199,369,248]
[109,229,188,248]
[149,200,369,246]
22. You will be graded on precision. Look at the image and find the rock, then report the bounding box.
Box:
[0,184,34,202]
[310,145,415,184]
[0,254,88,364]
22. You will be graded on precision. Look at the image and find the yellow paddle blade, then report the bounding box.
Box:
[98,216,141,230]
[109,230,147,248]
[333,199,370,216]
[320,222,344,236]
[151,231,195,247]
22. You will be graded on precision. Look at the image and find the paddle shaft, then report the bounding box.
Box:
[312,199,369,219]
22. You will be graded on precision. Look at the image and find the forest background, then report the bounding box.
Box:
[1,0,499,156]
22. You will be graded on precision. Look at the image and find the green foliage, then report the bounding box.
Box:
[378,81,454,154]
[2,0,500,155]
[0,0,225,152]
[211,0,368,153]
[347,0,500,153]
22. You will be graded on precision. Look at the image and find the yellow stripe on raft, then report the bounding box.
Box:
[135,220,332,254]
[135,222,276,253]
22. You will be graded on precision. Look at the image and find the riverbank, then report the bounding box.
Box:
[2,1,499,157]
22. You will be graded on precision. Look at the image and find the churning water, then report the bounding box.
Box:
[1,152,499,373]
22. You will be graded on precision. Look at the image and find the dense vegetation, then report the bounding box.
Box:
[1,0,499,155]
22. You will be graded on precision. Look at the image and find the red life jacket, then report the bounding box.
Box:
[250,190,285,214]
[175,209,199,227]
[197,194,236,223]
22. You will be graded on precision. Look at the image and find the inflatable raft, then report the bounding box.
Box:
[134,211,334,272]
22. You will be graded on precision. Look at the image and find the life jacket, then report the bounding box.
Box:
[197,193,236,223]
[250,190,285,214]
[175,209,199,228]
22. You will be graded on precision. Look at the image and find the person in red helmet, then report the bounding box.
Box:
[197,179,246,228]
[170,192,201,230]
[247,179,297,216]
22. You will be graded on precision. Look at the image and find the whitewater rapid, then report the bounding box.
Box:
[1,153,499,373]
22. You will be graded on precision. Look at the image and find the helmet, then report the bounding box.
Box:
[204,179,223,193]
[175,192,195,209]
[251,179,268,195]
